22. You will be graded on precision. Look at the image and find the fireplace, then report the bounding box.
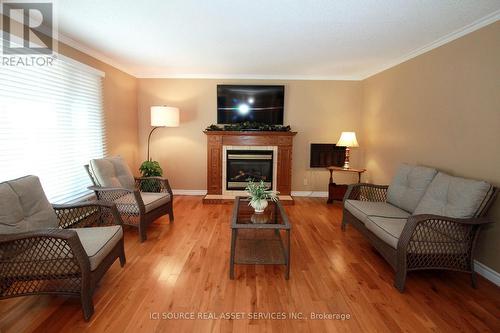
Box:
[226,150,273,190]
[204,131,296,204]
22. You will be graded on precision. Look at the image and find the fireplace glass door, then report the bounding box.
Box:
[226,150,273,190]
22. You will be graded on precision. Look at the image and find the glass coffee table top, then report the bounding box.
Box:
[232,197,290,228]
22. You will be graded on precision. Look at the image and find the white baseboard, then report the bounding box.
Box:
[172,189,207,196]
[172,189,329,198]
[291,191,328,198]
[474,260,500,286]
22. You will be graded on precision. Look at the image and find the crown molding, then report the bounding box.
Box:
[360,10,500,80]
[134,73,362,81]
[56,32,135,76]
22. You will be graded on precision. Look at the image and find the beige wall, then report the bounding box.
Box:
[57,43,139,171]
[362,22,500,270]
[137,79,363,192]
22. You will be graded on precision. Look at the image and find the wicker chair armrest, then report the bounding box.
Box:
[410,214,492,226]
[344,183,389,202]
[52,201,124,229]
[0,228,76,243]
[135,177,173,195]
[0,229,90,274]
[397,214,493,253]
[88,186,144,215]
[134,176,167,180]
[53,200,116,210]
[87,185,135,193]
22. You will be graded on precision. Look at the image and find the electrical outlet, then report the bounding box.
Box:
[303,178,308,186]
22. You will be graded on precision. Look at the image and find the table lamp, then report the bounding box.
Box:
[336,131,359,169]
[148,106,180,160]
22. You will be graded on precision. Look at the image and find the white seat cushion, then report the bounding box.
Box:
[387,164,437,213]
[365,216,407,249]
[114,192,171,214]
[414,172,494,218]
[73,226,123,271]
[0,176,59,234]
[90,156,135,190]
[141,192,171,212]
[344,200,410,225]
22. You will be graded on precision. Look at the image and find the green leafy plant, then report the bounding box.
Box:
[245,180,279,202]
[139,160,163,192]
[139,160,163,177]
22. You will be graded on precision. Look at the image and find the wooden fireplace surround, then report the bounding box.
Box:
[203,131,297,204]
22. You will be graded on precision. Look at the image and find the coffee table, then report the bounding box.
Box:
[230,197,291,280]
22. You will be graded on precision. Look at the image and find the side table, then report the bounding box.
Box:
[327,166,366,203]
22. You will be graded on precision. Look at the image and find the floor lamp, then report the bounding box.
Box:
[148,106,180,161]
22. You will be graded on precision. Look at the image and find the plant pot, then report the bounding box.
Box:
[250,199,268,213]
[251,213,270,224]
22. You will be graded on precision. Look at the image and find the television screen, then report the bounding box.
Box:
[217,85,284,124]
[310,144,346,168]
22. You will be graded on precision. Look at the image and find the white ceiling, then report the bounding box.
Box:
[56,0,500,79]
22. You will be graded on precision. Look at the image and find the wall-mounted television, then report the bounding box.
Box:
[217,85,284,124]
[310,144,346,168]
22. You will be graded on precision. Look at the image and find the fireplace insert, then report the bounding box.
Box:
[226,150,273,190]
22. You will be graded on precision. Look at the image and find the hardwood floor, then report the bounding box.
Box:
[1,196,499,332]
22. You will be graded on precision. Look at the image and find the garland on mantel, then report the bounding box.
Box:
[205,122,291,132]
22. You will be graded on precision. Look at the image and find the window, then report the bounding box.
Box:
[0,57,106,203]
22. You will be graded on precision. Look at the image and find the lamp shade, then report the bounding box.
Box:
[337,132,359,147]
[150,106,180,127]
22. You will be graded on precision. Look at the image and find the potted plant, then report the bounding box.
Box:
[245,180,279,213]
[139,160,163,192]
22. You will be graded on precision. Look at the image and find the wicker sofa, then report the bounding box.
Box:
[0,175,126,320]
[341,164,497,292]
[85,156,174,242]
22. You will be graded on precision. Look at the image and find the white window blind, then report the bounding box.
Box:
[0,57,106,203]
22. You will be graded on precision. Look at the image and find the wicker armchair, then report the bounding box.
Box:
[84,156,174,242]
[0,176,125,321]
[342,181,497,292]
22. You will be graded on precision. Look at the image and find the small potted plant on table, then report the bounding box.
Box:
[245,180,279,213]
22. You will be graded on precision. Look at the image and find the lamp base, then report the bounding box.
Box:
[343,147,351,169]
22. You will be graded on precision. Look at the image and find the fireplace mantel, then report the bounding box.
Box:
[203,131,297,204]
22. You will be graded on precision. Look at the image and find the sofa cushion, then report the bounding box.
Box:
[73,225,123,271]
[413,172,494,218]
[114,192,171,214]
[365,216,407,249]
[387,164,437,213]
[90,156,135,190]
[0,176,58,234]
[344,200,410,225]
